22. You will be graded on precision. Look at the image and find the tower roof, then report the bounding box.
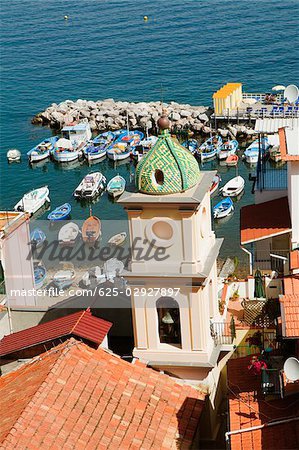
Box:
[135,114,200,195]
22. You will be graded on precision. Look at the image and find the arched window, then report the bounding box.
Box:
[156,297,181,345]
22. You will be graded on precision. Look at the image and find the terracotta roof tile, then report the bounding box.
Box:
[0,339,205,449]
[290,250,299,271]
[280,294,299,338]
[0,309,112,357]
[240,197,291,245]
[284,276,299,295]
[227,355,299,450]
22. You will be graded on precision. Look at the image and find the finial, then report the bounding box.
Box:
[157,109,170,131]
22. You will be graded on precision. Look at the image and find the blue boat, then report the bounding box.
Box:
[27,136,59,163]
[199,135,223,161]
[30,228,47,248]
[84,131,115,162]
[244,137,270,164]
[47,203,71,221]
[182,139,198,155]
[107,130,144,161]
[213,197,234,219]
[34,264,47,289]
[218,139,239,160]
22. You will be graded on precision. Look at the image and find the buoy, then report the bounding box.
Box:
[64,15,69,20]
[143,16,148,21]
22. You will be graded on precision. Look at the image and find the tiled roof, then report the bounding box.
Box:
[0,309,112,357]
[279,127,299,161]
[0,339,205,449]
[290,250,299,271]
[283,275,299,295]
[240,197,291,244]
[227,355,299,450]
[280,294,299,338]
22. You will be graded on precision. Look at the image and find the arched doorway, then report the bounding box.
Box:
[156,297,181,346]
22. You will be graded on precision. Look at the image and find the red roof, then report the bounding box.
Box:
[284,275,299,295]
[290,250,299,271]
[0,309,112,357]
[228,355,299,450]
[280,294,299,338]
[240,197,291,245]
[0,339,205,449]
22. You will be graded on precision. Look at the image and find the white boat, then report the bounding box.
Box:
[7,149,21,162]
[82,266,106,287]
[74,172,106,199]
[27,136,58,163]
[53,268,75,290]
[103,258,124,282]
[52,120,92,163]
[14,186,50,215]
[244,137,270,164]
[107,130,144,161]
[107,175,126,198]
[58,222,80,246]
[108,232,127,246]
[213,198,234,219]
[222,176,245,197]
[199,135,222,161]
[217,139,239,160]
[210,174,221,195]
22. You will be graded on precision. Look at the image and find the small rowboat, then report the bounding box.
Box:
[108,232,127,246]
[226,154,239,166]
[244,137,270,164]
[218,139,239,160]
[222,176,245,197]
[53,268,75,290]
[27,136,58,163]
[34,264,47,289]
[182,138,198,155]
[82,214,101,244]
[30,228,46,248]
[210,174,221,195]
[107,175,126,198]
[47,203,71,221]
[58,222,80,246]
[14,186,50,215]
[213,198,234,219]
[199,135,222,161]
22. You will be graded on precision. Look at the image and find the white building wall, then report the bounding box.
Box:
[288,161,299,247]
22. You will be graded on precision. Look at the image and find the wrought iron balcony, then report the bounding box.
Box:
[210,317,236,345]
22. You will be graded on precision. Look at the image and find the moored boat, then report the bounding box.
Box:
[182,138,199,155]
[82,266,106,287]
[107,130,144,161]
[244,137,270,164]
[58,222,80,246]
[52,120,92,163]
[7,149,21,162]
[74,172,106,199]
[222,176,245,197]
[30,228,47,248]
[108,232,127,246]
[199,135,223,161]
[53,268,75,290]
[34,264,47,289]
[52,138,79,163]
[226,154,239,166]
[84,131,115,162]
[47,203,71,221]
[218,139,239,160]
[82,213,101,244]
[107,175,126,198]
[14,186,50,215]
[27,136,58,163]
[210,174,221,195]
[213,197,234,219]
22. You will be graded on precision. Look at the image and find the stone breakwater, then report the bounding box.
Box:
[32,98,257,137]
[32,99,212,132]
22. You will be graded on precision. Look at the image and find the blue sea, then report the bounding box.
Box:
[1,0,298,266]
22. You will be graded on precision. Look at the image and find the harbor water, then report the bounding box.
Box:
[1,0,298,270]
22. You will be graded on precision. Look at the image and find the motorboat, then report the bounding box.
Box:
[84,131,115,162]
[27,136,58,163]
[199,135,223,161]
[58,222,80,246]
[226,154,239,166]
[218,139,239,160]
[52,268,75,290]
[52,120,92,162]
[213,197,234,219]
[74,172,106,199]
[34,264,47,289]
[30,228,46,248]
[52,138,79,163]
[107,175,126,198]
[222,176,245,197]
[82,213,101,244]
[14,186,50,215]
[244,137,270,164]
[47,203,71,221]
[210,174,221,195]
[7,149,21,162]
[182,138,198,155]
[108,232,127,246]
[107,130,144,161]
[82,266,106,287]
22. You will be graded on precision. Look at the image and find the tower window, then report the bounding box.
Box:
[154,169,164,185]
[156,297,181,345]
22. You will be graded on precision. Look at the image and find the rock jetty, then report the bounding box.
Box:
[32,99,213,133]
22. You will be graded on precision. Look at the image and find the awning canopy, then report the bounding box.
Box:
[255,118,299,133]
[240,196,291,245]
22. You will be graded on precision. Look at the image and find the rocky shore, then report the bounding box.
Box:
[32,99,256,137]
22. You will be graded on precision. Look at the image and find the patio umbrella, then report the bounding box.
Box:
[254,269,265,298]
[272,85,286,91]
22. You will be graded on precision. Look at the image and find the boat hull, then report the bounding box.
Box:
[14,187,50,215]
[52,151,79,162]
[29,151,50,163]
[107,151,130,161]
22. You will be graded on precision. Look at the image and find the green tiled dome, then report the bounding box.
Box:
[135,125,200,195]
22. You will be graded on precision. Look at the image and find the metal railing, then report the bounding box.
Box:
[210,317,236,345]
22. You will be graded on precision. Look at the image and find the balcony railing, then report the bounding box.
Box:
[210,317,236,345]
